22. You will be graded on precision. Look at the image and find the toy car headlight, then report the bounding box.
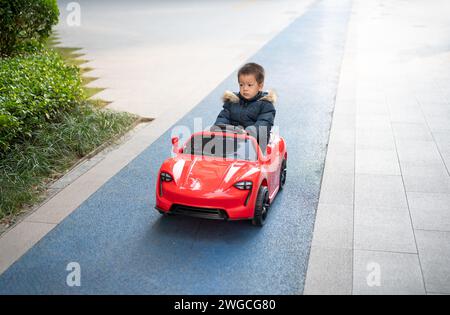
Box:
[234,181,253,190]
[160,172,173,182]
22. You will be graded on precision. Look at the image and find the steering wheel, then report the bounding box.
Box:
[210,124,247,134]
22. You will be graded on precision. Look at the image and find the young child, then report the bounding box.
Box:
[214,62,276,150]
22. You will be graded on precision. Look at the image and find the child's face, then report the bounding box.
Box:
[238,74,264,100]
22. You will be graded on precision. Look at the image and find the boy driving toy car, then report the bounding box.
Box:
[213,62,276,151]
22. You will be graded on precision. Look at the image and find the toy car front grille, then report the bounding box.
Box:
[170,204,229,220]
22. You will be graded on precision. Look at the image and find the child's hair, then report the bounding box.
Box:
[238,63,265,84]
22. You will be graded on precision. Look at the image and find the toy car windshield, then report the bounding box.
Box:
[183,134,257,161]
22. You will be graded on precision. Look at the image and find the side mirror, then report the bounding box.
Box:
[171,136,180,154]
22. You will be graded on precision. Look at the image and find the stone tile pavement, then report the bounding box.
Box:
[305,0,450,295]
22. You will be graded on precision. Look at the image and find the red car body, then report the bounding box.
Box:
[155,128,287,224]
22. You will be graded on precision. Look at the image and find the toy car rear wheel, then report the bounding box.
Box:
[279,158,287,190]
[252,186,270,227]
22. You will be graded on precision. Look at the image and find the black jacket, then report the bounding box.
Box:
[214,90,276,145]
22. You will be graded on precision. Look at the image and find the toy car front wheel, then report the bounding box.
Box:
[252,186,270,227]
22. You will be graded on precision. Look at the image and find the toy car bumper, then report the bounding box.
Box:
[156,186,256,220]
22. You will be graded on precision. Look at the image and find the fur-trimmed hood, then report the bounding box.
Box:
[222,90,277,104]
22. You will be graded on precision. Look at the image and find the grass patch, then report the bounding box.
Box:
[50,46,82,61]
[0,102,138,221]
[82,76,98,85]
[88,99,112,108]
[80,67,94,75]
[69,58,89,67]
[84,86,105,99]
[50,47,89,67]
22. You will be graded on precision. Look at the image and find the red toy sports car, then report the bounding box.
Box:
[155,125,287,226]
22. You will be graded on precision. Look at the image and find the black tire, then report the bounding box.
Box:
[279,158,287,190]
[252,186,270,227]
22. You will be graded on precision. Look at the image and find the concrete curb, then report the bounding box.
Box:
[303,0,357,295]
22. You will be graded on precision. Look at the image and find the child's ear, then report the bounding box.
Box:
[258,82,264,91]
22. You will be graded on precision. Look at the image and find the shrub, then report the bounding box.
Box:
[0,49,84,153]
[0,0,59,56]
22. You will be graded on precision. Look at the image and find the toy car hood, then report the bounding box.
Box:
[162,156,259,192]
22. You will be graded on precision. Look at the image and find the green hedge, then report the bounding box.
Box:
[0,49,84,153]
[0,0,59,56]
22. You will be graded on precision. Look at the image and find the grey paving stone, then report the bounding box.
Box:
[432,131,450,153]
[417,93,449,105]
[356,114,392,131]
[328,129,355,154]
[400,161,449,178]
[355,149,401,175]
[355,174,408,209]
[334,94,356,111]
[441,151,450,173]
[312,203,353,250]
[330,113,356,131]
[392,122,433,141]
[415,230,450,294]
[421,104,450,120]
[304,246,353,295]
[402,174,450,193]
[389,107,426,124]
[357,100,389,115]
[353,250,425,295]
[386,93,418,109]
[356,130,396,151]
[425,116,450,132]
[323,151,355,175]
[319,172,354,206]
[396,140,443,165]
[407,192,450,230]
[354,206,416,253]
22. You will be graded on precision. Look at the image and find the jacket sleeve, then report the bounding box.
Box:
[254,102,276,128]
[214,102,232,125]
[246,102,276,149]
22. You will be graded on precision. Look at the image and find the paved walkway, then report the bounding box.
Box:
[55,0,314,118]
[305,0,450,294]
